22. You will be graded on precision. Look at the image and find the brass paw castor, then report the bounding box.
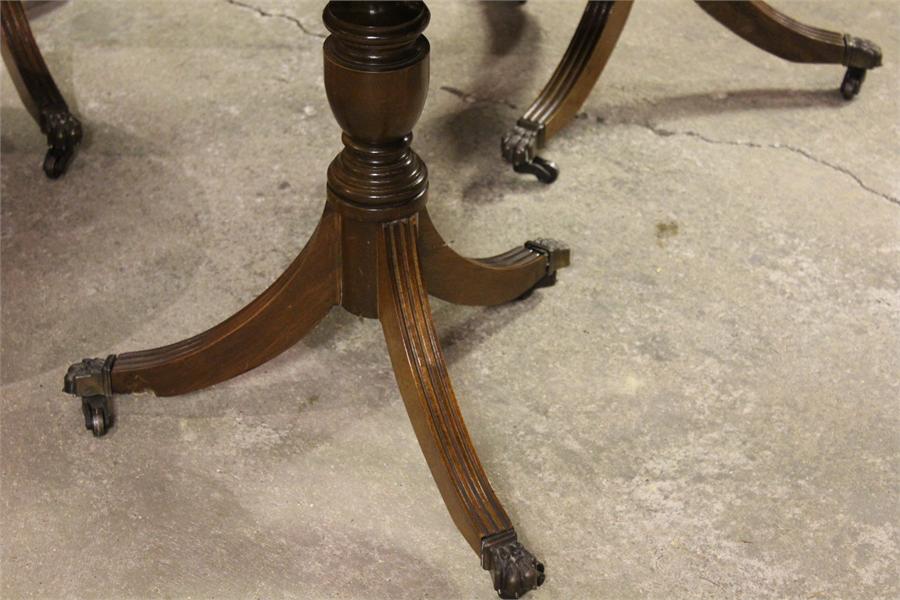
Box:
[840,35,882,100]
[482,531,546,599]
[40,109,83,179]
[64,355,115,437]
[502,121,559,184]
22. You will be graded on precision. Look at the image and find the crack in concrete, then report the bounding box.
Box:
[640,123,900,208]
[439,86,895,207]
[224,0,326,39]
[439,86,519,110]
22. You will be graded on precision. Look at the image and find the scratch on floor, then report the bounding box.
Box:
[641,123,900,208]
[224,0,326,39]
[699,575,727,590]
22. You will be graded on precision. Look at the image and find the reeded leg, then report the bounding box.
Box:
[379,218,545,599]
[418,209,569,306]
[695,1,882,99]
[1,1,83,178]
[64,208,340,435]
[502,1,632,183]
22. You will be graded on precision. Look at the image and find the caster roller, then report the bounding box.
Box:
[840,66,866,100]
[40,109,83,179]
[81,396,111,437]
[91,408,108,437]
[502,121,560,184]
[43,146,76,179]
[513,156,559,184]
[840,36,882,100]
[65,355,116,437]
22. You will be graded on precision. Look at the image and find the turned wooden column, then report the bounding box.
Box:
[323,1,431,317]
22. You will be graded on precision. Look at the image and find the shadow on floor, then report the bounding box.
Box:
[599,86,849,126]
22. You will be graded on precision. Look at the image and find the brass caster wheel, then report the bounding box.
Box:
[65,355,116,437]
[840,66,866,100]
[81,396,111,438]
[43,145,76,179]
[513,156,559,184]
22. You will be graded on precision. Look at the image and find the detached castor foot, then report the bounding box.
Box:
[63,355,115,437]
[41,108,83,178]
[482,530,546,599]
[502,122,559,184]
[840,35,882,100]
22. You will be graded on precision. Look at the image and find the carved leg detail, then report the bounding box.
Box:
[63,208,340,434]
[482,530,546,600]
[418,210,569,306]
[379,218,544,598]
[1,1,83,177]
[502,1,632,183]
[695,1,882,99]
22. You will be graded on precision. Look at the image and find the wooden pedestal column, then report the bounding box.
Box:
[64,3,569,597]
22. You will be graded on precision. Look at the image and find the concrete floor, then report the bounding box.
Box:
[2,1,898,598]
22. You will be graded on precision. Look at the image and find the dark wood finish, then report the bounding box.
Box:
[379,216,545,598]
[502,1,632,183]
[696,1,882,99]
[0,0,82,178]
[524,1,631,142]
[696,1,882,68]
[380,216,514,550]
[64,2,565,597]
[418,208,562,306]
[505,0,882,182]
[110,207,340,397]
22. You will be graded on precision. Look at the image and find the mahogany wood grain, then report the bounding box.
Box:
[501,1,631,182]
[418,209,549,306]
[524,1,631,142]
[110,208,340,397]
[697,1,850,65]
[380,217,513,551]
[695,0,881,100]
